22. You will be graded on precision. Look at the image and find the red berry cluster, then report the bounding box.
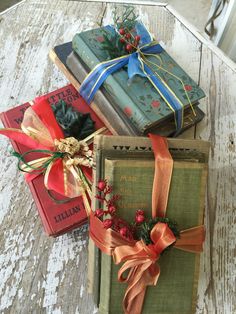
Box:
[95,180,134,240]
[95,180,147,241]
[135,210,145,224]
[118,27,141,53]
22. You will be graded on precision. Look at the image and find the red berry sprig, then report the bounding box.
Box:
[95,180,134,240]
[119,28,125,35]
[135,210,145,224]
[95,180,179,247]
[95,180,152,241]
[97,180,107,191]
[118,27,141,53]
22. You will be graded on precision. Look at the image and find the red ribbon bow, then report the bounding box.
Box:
[0,98,98,212]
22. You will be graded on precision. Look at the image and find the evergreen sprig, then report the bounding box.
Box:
[99,5,139,59]
[113,5,139,31]
[52,100,95,140]
[100,29,126,59]
[136,217,180,246]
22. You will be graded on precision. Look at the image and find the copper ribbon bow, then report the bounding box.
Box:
[90,134,205,314]
[0,98,106,213]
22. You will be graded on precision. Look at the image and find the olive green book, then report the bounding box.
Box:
[89,135,209,313]
[88,140,154,303]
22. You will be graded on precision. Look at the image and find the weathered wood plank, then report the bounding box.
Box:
[165,5,236,313]
[195,46,236,314]
[0,1,105,313]
[167,4,236,72]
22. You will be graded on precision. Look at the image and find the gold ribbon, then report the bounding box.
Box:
[13,105,107,214]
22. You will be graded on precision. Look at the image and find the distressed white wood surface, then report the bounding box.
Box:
[0,1,235,313]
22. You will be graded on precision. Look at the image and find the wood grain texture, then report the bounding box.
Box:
[0,1,235,313]
[0,1,105,313]
[195,45,236,314]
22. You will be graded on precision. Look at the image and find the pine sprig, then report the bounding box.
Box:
[52,100,95,140]
[100,29,126,59]
[136,217,180,246]
[99,5,139,59]
[113,5,139,32]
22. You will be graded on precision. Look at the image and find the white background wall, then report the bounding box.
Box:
[167,0,212,31]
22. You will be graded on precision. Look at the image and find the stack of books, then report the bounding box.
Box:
[0,84,108,236]
[0,12,209,313]
[50,25,205,138]
[47,22,209,313]
[89,134,209,313]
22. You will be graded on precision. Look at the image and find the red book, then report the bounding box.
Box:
[0,84,107,236]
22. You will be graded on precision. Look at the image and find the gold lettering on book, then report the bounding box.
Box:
[118,202,149,209]
[120,175,137,182]
[117,188,133,196]
[54,205,81,223]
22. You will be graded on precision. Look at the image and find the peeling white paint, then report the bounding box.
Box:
[93,307,98,314]
[50,307,62,314]
[102,5,113,26]
[0,141,18,225]
[80,284,84,298]
[42,234,86,310]
[0,228,34,311]
[18,288,23,299]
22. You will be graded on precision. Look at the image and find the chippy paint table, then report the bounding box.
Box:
[0,0,235,313]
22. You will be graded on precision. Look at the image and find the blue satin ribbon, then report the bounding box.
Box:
[80,23,183,131]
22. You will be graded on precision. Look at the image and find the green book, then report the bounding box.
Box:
[72,24,205,134]
[88,142,154,304]
[90,135,209,314]
[66,50,205,137]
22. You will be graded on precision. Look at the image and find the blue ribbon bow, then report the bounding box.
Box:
[80,23,184,131]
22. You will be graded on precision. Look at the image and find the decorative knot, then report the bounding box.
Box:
[54,137,93,168]
[54,137,82,155]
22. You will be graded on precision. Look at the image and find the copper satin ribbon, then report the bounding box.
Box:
[90,134,205,314]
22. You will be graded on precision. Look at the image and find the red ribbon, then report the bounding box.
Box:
[0,98,92,198]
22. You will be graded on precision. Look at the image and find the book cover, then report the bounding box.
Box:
[88,142,154,305]
[66,51,205,137]
[72,25,205,133]
[66,50,140,136]
[89,135,209,313]
[0,84,107,236]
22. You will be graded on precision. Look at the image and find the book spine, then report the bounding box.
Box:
[87,139,102,305]
[98,159,115,314]
[66,52,139,136]
[72,34,150,133]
